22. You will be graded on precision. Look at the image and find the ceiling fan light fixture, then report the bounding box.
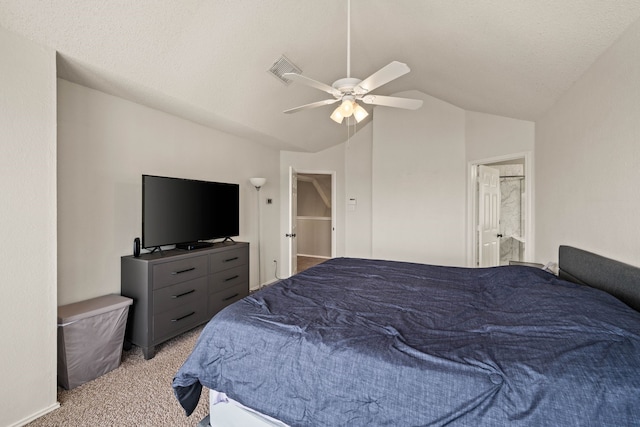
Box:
[282,0,421,123]
[330,108,345,124]
[338,98,355,117]
[353,103,369,122]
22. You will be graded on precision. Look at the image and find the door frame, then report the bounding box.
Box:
[467,151,534,267]
[288,169,337,276]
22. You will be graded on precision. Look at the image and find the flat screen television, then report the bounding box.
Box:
[142,174,239,249]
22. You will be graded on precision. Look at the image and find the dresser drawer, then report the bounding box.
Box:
[152,255,207,289]
[209,265,248,293]
[153,277,207,315]
[209,247,248,272]
[153,298,207,343]
[208,282,248,317]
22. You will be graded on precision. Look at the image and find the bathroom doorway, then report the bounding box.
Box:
[468,152,534,267]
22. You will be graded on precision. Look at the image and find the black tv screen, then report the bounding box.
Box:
[142,175,239,248]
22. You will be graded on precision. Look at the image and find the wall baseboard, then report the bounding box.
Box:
[9,402,60,427]
[297,254,331,259]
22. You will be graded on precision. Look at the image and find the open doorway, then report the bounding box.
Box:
[468,152,534,267]
[287,168,337,276]
[295,173,334,273]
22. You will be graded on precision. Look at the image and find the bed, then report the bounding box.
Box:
[173,246,640,426]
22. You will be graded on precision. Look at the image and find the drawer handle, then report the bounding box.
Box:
[223,257,239,263]
[171,289,195,299]
[222,293,240,302]
[171,312,195,322]
[224,275,239,282]
[172,267,195,275]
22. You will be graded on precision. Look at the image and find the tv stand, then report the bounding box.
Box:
[121,242,249,359]
[177,241,214,251]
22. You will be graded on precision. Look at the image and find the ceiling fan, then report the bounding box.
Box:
[283,0,423,124]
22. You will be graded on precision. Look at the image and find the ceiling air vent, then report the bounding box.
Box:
[268,55,302,85]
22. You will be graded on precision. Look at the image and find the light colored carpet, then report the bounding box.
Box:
[28,325,209,427]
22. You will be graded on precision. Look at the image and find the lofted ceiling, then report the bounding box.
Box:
[2,1,640,152]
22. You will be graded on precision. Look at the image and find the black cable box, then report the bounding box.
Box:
[176,242,214,250]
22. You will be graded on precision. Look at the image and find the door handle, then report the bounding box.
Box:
[285,233,297,238]
[497,234,504,238]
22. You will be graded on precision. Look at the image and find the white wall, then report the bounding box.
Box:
[0,27,58,426]
[57,80,280,302]
[465,111,535,265]
[284,98,535,267]
[535,18,640,267]
[345,122,374,258]
[465,111,534,162]
[372,91,467,266]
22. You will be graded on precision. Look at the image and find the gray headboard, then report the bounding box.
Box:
[559,245,640,312]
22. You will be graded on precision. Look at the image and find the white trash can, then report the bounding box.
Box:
[57,294,133,389]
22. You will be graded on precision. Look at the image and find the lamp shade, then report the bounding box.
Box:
[353,103,369,122]
[250,177,266,188]
[330,108,345,124]
[331,100,368,124]
[338,99,354,117]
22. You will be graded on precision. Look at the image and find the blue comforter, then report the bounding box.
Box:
[173,258,640,426]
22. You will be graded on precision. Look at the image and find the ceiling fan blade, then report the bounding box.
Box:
[354,61,411,94]
[283,99,340,114]
[360,95,423,110]
[283,73,341,97]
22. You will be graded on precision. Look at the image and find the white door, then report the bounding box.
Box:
[288,167,298,276]
[478,165,501,267]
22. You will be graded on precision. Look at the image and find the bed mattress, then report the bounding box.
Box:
[207,391,289,427]
[174,257,640,426]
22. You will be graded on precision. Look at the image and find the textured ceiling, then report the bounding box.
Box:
[2,0,640,152]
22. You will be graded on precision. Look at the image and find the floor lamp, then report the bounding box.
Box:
[250,177,266,290]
